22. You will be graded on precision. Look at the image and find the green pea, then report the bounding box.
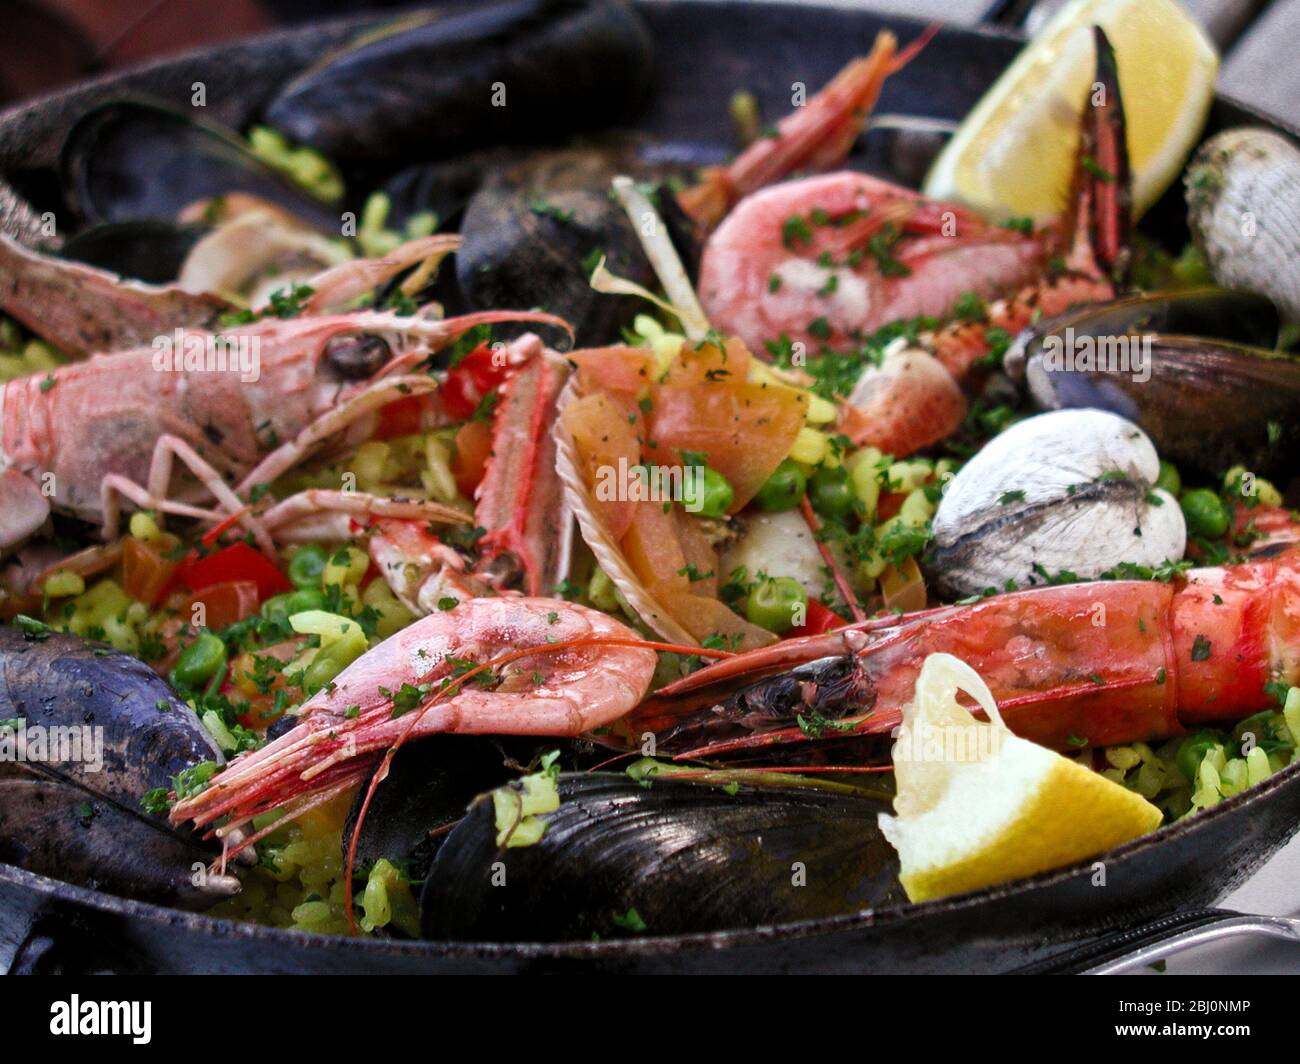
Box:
[695,467,735,518]
[1180,488,1229,539]
[1155,460,1181,498]
[1175,731,1221,782]
[172,633,227,689]
[285,588,328,614]
[288,544,329,589]
[260,593,293,624]
[808,465,855,522]
[754,459,807,512]
[301,638,364,696]
[745,576,808,634]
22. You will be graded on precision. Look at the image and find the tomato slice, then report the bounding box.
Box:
[122,537,177,607]
[374,394,430,440]
[787,598,848,638]
[176,542,291,601]
[183,580,261,631]
[441,343,514,420]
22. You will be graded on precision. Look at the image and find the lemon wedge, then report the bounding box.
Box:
[923,0,1218,223]
[878,653,1163,903]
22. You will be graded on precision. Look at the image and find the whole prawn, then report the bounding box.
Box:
[622,535,1300,761]
[168,597,663,845]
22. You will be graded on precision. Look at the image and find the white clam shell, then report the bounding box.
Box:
[1187,128,1300,322]
[928,409,1186,598]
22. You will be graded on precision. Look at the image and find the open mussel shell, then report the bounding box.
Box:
[419,773,901,941]
[344,736,532,885]
[264,0,654,171]
[0,624,227,907]
[1011,290,1297,477]
[59,101,338,230]
[457,145,694,344]
[59,220,207,284]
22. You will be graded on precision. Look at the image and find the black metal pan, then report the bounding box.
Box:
[1,1,1297,974]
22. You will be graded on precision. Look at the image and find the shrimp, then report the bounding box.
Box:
[697,27,1131,458]
[617,543,1300,762]
[167,597,660,844]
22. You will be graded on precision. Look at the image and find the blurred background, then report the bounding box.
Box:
[0,1,1293,125]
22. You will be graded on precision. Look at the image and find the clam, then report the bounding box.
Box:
[1007,290,1297,478]
[925,410,1186,600]
[419,772,900,940]
[1186,128,1300,321]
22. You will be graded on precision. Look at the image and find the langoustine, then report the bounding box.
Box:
[618,535,1300,760]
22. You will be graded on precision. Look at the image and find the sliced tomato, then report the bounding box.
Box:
[183,580,261,631]
[176,542,291,601]
[787,598,848,638]
[875,492,905,522]
[441,343,514,420]
[451,418,494,497]
[374,394,431,439]
[122,537,178,607]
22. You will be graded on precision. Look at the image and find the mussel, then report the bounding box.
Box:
[344,736,530,885]
[1006,290,1298,478]
[456,145,695,343]
[59,101,338,231]
[264,0,654,171]
[0,622,231,908]
[59,220,207,284]
[419,773,900,941]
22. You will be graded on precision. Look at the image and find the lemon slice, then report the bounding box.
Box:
[878,653,1162,903]
[923,0,1218,223]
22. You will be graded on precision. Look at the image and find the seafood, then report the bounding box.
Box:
[168,598,659,844]
[0,231,231,357]
[555,337,808,648]
[0,623,235,907]
[1186,128,1300,322]
[926,410,1186,600]
[420,772,899,940]
[264,0,654,170]
[0,305,564,563]
[456,146,695,344]
[60,101,340,229]
[678,28,931,232]
[1008,289,1298,477]
[699,27,1130,457]
[344,736,526,885]
[622,544,1300,759]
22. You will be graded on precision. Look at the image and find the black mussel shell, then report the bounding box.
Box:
[0,624,225,906]
[60,100,338,230]
[59,220,207,283]
[420,773,901,941]
[1014,290,1297,477]
[1005,288,1280,379]
[264,0,653,171]
[456,145,695,344]
[0,776,219,908]
[344,736,533,884]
